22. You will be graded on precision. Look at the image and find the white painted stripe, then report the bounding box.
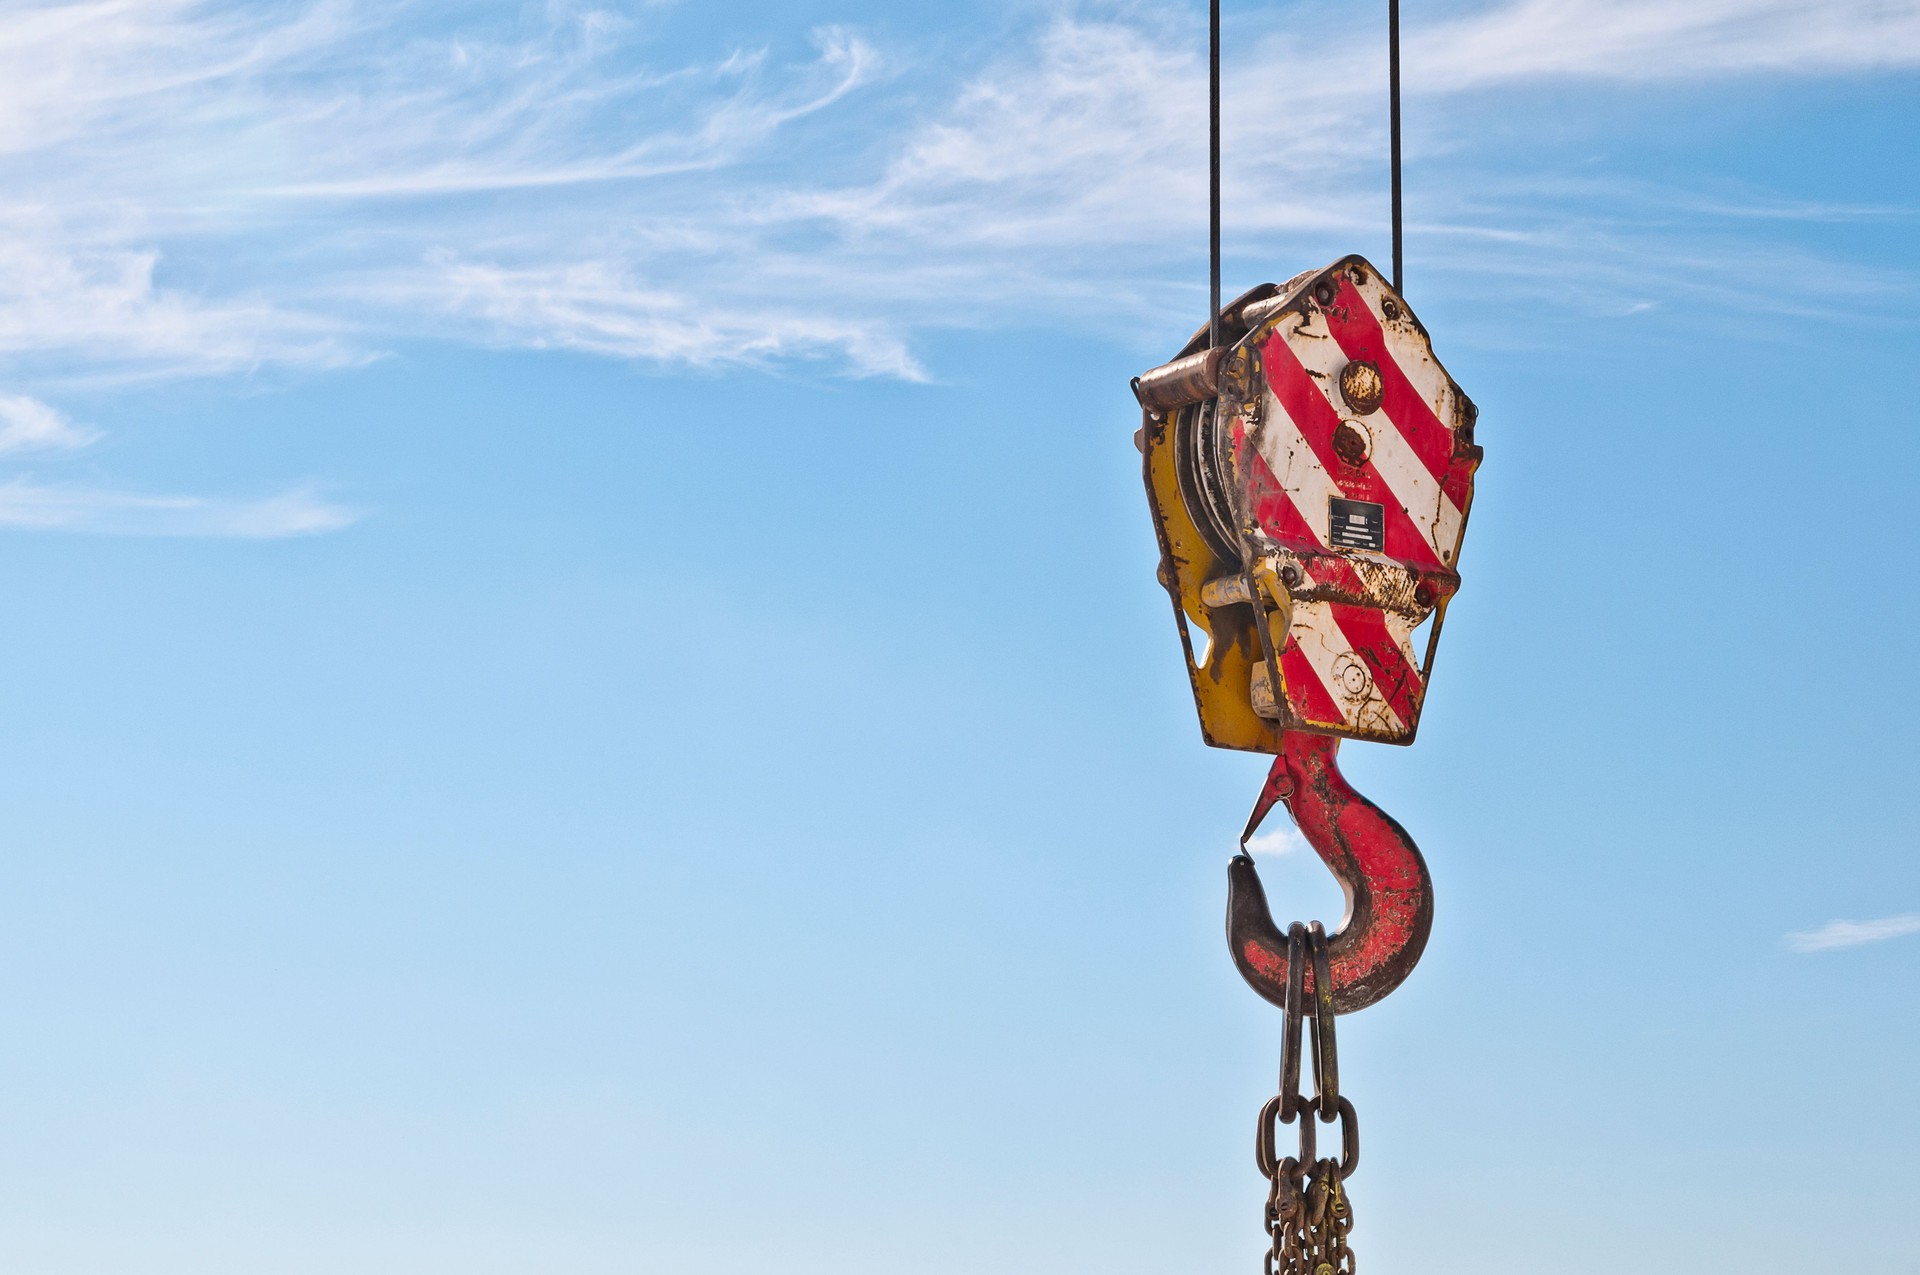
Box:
[1385,610,1422,679]
[1281,301,1350,386]
[1254,387,1343,551]
[1283,302,1464,563]
[1354,274,1452,426]
[1366,410,1464,561]
[1288,599,1407,736]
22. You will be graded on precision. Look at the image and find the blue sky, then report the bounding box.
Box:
[0,1,1917,1272]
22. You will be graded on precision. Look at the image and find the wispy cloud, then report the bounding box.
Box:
[0,394,97,451]
[1785,914,1920,953]
[1415,0,1920,88]
[1247,825,1311,858]
[765,4,1920,341]
[399,253,922,379]
[0,478,356,538]
[1,0,1917,391]
[0,1,910,379]
[0,388,342,537]
[0,227,356,381]
[255,24,877,200]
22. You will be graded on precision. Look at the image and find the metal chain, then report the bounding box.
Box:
[1255,922,1360,1275]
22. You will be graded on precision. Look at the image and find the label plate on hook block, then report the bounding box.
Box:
[1328,498,1385,552]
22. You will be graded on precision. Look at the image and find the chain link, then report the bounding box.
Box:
[1256,922,1359,1275]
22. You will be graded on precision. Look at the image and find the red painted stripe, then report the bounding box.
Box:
[1323,277,1473,511]
[1280,639,1347,727]
[1326,602,1422,726]
[1296,551,1365,597]
[1239,432,1324,552]
[1259,333,1446,571]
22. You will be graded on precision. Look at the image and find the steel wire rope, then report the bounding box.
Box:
[1208,0,1406,343]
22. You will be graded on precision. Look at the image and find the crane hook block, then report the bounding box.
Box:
[1135,256,1483,753]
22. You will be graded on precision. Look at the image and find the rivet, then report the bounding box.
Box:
[1381,298,1401,320]
[1314,281,1336,306]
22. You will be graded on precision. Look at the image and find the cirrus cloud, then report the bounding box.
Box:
[2,0,1917,387]
[1785,914,1920,953]
[0,477,357,538]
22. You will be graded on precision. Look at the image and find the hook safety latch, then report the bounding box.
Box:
[1229,731,1432,1015]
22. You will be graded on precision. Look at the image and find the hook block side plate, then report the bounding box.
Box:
[1139,255,1483,752]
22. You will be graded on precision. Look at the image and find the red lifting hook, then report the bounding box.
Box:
[1229,731,1433,1015]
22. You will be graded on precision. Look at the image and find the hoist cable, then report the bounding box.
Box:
[1208,0,1222,351]
[1389,0,1403,293]
[1208,1,1407,319]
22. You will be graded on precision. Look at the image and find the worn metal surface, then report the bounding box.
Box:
[1138,287,1284,754]
[1134,346,1233,412]
[1338,360,1385,416]
[1258,922,1360,1275]
[1229,732,1432,1014]
[1137,254,1482,750]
